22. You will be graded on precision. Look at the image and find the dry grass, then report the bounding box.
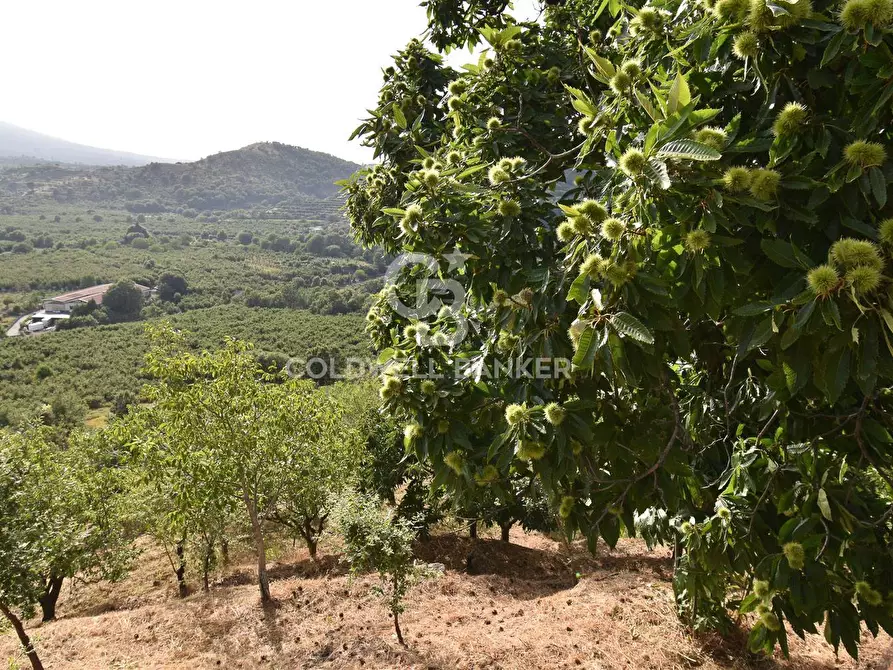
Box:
[2,530,892,669]
[84,407,111,429]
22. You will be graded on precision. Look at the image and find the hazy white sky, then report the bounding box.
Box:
[2,0,538,164]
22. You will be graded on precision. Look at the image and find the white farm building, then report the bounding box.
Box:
[41,283,151,313]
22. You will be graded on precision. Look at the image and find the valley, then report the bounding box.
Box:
[0,141,378,426]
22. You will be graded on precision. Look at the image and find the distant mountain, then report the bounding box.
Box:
[0,142,362,218]
[0,121,173,167]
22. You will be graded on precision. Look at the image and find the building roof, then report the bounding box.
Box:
[47,283,150,306]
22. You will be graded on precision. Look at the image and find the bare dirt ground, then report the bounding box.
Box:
[2,529,892,669]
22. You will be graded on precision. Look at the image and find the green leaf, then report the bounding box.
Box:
[667,72,691,115]
[572,327,602,367]
[822,347,850,405]
[593,0,612,20]
[784,350,810,395]
[600,514,621,547]
[585,47,616,79]
[821,30,846,67]
[645,158,671,189]
[572,98,597,117]
[870,167,887,207]
[760,239,802,269]
[841,217,878,239]
[656,139,721,161]
[821,299,842,330]
[558,203,580,216]
[817,488,833,521]
[793,300,816,330]
[688,108,721,126]
[881,309,893,335]
[567,272,591,304]
[734,302,773,316]
[392,104,407,129]
[456,164,488,180]
[608,312,655,344]
[746,317,774,352]
[377,348,396,364]
[635,88,660,122]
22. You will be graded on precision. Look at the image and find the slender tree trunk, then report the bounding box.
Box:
[0,601,44,670]
[245,494,271,602]
[175,540,188,598]
[469,520,478,539]
[393,609,405,646]
[202,542,213,593]
[500,521,512,543]
[38,573,65,622]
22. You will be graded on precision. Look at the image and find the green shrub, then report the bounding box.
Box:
[335,493,431,645]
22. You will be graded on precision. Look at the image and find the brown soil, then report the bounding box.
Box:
[2,529,891,669]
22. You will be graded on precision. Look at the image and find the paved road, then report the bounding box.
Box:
[4,313,33,338]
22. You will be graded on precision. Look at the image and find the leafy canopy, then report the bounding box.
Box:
[0,422,133,619]
[346,0,893,657]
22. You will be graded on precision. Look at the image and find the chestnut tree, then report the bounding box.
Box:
[345,0,893,656]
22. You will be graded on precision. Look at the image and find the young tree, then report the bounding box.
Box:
[266,387,366,560]
[36,428,135,621]
[0,422,134,670]
[335,493,431,645]
[126,433,234,597]
[346,0,893,657]
[139,324,359,602]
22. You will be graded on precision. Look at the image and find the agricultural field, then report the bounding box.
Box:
[0,204,384,423]
[0,304,368,425]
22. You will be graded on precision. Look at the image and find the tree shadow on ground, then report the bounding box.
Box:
[688,622,893,670]
[216,553,346,589]
[585,545,674,581]
[260,599,284,653]
[416,533,568,578]
[414,533,578,599]
[268,554,346,580]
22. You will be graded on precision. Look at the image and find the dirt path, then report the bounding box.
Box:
[1,533,891,669]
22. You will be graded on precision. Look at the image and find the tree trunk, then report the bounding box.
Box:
[0,601,44,670]
[245,494,271,603]
[469,520,478,539]
[202,541,213,593]
[301,517,321,561]
[220,538,230,566]
[39,573,64,622]
[175,540,188,598]
[500,521,512,543]
[393,609,405,646]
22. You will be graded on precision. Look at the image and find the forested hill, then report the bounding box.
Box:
[0,142,362,218]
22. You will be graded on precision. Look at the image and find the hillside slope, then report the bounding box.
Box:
[0,142,361,218]
[1,532,890,669]
[0,121,171,166]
